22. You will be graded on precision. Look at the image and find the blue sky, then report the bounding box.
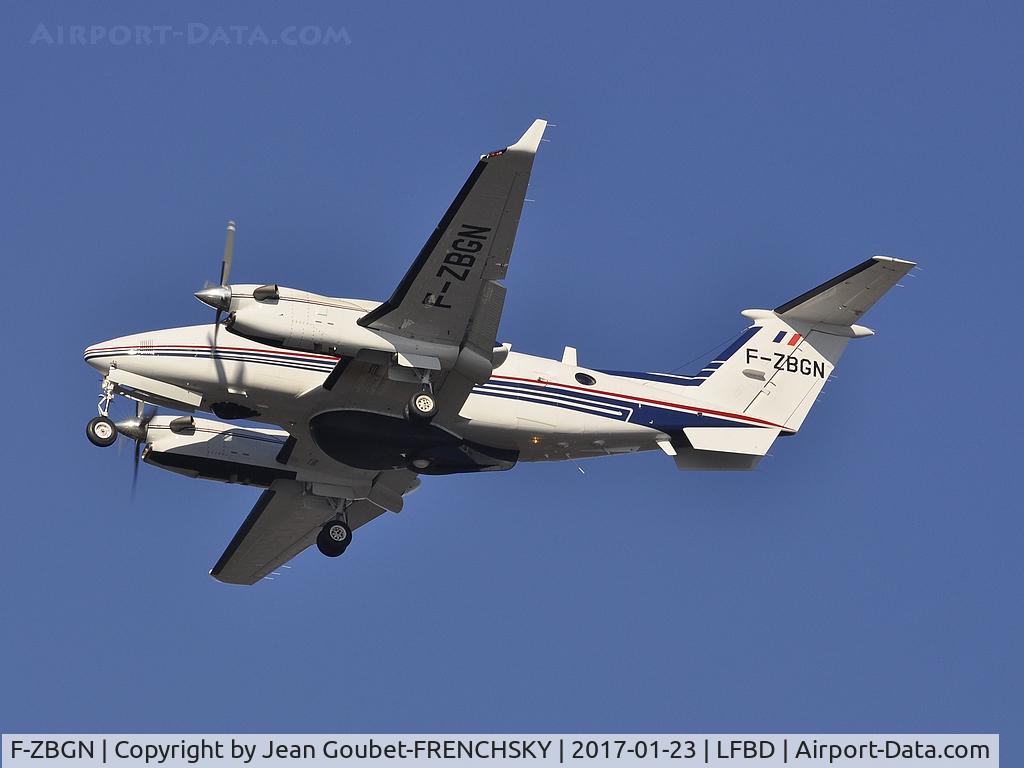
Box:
[1,0,1021,753]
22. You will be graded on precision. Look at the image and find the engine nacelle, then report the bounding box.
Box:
[223,284,374,354]
[142,416,420,506]
[223,284,462,369]
[143,415,296,487]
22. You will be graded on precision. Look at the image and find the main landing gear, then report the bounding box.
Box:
[406,370,437,422]
[408,390,437,421]
[87,377,118,447]
[316,519,353,557]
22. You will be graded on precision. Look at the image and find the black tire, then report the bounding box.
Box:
[316,520,352,557]
[86,416,118,448]
[407,391,437,421]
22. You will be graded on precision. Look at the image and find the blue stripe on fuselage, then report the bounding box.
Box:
[472,378,759,432]
[597,326,760,389]
[85,347,336,373]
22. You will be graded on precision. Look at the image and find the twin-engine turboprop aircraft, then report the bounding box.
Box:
[83,119,914,585]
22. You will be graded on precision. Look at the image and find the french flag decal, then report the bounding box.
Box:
[773,331,802,346]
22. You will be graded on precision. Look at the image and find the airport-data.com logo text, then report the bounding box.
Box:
[29,23,351,47]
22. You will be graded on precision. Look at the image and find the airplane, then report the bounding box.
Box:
[83,119,915,585]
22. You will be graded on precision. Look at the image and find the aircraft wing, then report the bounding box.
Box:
[210,474,416,586]
[357,119,546,352]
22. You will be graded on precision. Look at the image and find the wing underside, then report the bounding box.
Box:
[210,475,411,586]
[357,119,546,350]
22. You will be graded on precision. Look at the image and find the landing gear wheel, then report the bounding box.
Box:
[86,416,118,447]
[316,520,352,557]
[407,391,437,421]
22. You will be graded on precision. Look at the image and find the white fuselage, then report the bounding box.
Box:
[84,320,771,467]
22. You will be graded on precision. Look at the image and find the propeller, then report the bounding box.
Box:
[194,220,237,325]
[114,399,157,499]
[219,219,235,288]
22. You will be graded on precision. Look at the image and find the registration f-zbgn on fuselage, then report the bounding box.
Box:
[83,119,915,584]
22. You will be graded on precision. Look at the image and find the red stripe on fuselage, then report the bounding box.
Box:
[84,344,340,361]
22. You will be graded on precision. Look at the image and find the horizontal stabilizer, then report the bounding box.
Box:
[776,256,915,326]
[669,426,780,471]
[673,447,763,471]
[682,426,780,456]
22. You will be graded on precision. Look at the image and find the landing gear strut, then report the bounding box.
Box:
[97,376,115,417]
[87,377,118,447]
[316,519,352,557]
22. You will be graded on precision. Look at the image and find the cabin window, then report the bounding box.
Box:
[575,372,597,386]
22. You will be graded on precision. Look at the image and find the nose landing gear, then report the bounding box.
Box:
[86,416,118,447]
[87,377,118,447]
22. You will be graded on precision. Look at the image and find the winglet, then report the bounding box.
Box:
[507,119,547,155]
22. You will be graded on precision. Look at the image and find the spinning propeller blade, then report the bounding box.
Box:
[194,220,238,328]
[118,399,157,500]
[215,220,236,326]
[131,438,142,499]
[220,220,235,287]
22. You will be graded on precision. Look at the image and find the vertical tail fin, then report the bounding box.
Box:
[697,314,852,433]
[697,256,914,434]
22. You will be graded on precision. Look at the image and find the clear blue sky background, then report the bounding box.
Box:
[2,0,1021,754]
